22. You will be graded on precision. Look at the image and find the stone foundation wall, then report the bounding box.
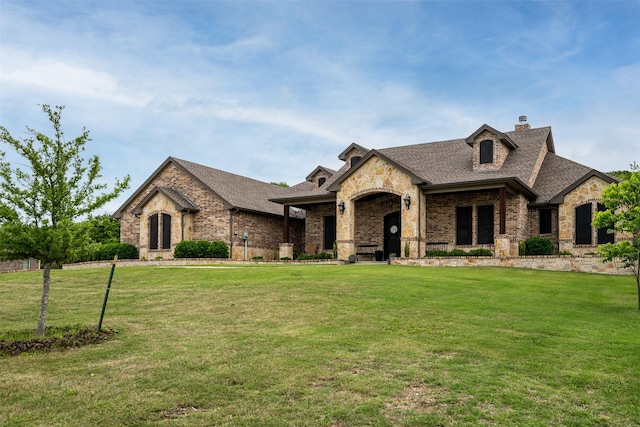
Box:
[393,255,631,275]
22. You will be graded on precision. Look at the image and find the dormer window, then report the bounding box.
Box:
[350,156,362,168]
[479,140,493,164]
[318,177,326,187]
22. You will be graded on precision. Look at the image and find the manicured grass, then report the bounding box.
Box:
[1,265,639,426]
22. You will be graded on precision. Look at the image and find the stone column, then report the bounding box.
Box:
[279,243,294,260]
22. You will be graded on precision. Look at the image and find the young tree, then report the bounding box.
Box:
[0,105,130,335]
[593,167,640,310]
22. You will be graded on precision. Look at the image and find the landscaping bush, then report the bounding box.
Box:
[296,252,334,261]
[523,237,554,255]
[173,240,198,258]
[468,248,493,256]
[425,250,450,257]
[449,249,468,256]
[94,243,139,260]
[174,240,229,258]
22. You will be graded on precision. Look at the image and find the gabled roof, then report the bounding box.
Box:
[132,186,199,215]
[326,149,428,192]
[465,124,518,149]
[305,166,336,182]
[273,126,554,205]
[338,142,369,161]
[114,157,298,218]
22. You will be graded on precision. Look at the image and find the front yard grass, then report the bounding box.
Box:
[1,265,638,426]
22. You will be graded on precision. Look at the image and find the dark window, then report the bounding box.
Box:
[318,177,326,187]
[575,203,592,245]
[323,215,336,250]
[149,214,159,250]
[456,206,473,245]
[477,205,494,244]
[479,140,493,164]
[350,156,361,167]
[162,213,171,249]
[539,209,552,234]
[597,203,614,244]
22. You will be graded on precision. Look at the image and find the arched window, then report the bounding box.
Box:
[575,203,592,245]
[149,213,172,250]
[318,177,326,187]
[149,214,159,250]
[350,156,361,168]
[479,140,493,164]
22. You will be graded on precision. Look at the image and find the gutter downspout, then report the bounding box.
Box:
[229,208,239,260]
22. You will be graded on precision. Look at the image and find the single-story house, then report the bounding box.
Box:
[115,118,619,261]
[113,157,305,260]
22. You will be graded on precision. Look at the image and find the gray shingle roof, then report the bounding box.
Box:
[171,157,296,216]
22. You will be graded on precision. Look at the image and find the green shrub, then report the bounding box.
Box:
[449,249,468,256]
[252,256,263,261]
[279,257,291,261]
[210,240,229,258]
[523,237,554,255]
[93,243,139,261]
[296,254,314,260]
[173,240,198,258]
[315,252,333,259]
[468,248,493,256]
[557,251,573,256]
[174,240,229,258]
[425,250,449,257]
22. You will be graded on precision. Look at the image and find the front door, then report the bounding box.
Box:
[384,212,401,259]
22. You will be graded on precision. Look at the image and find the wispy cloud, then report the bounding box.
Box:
[1,0,639,215]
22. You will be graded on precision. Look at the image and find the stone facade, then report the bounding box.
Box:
[558,176,613,255]
[335,155,422,260]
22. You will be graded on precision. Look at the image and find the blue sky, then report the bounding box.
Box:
[1,1,639,214]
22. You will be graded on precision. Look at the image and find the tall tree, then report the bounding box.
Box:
[0,105,130,335]
[593,167,640,310]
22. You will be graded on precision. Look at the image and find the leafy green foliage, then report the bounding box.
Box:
[593,168,640,309]
[173,240,229,258]
[522,237,554,255]
[424,248,493,257]
[85,214,120,244]
[296,252,333,260]
[93,243,138,261]
[0,104,130,335]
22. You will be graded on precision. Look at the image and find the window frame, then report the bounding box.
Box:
[575,203,593,245]
[539,208,552,235]
[456,206,473,246]
[479,139,493,164]
[477,204,494,245]
[149,214,159,250]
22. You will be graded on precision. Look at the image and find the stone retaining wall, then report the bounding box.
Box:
[391,255,631,275]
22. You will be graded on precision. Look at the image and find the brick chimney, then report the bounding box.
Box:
[515,115,530,131]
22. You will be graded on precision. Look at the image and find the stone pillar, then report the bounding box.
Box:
[495,236,511,258]
[279,243,294,260]
[336,197,354,260]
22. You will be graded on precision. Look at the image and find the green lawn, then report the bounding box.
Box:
[1,265,639,426]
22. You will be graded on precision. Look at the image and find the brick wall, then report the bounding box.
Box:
[304,203,337,254]
[119,160,304,260]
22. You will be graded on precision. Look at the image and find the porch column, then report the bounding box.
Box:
[283,204,290,243]
[499,187,506,235]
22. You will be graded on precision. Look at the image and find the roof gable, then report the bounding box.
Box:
[338,142,369,161]
[114,157,296,218]
[132,186,199,215]
[465,124,518,149]
[549,169,619,204]
[326,149,427,192]
[305,166,336,182]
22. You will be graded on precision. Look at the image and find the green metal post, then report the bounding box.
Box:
[98,256,118,331]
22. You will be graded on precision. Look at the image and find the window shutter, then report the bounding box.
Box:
[149,214,159,250]
[456,206,473,245]
[162,213,171,249]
